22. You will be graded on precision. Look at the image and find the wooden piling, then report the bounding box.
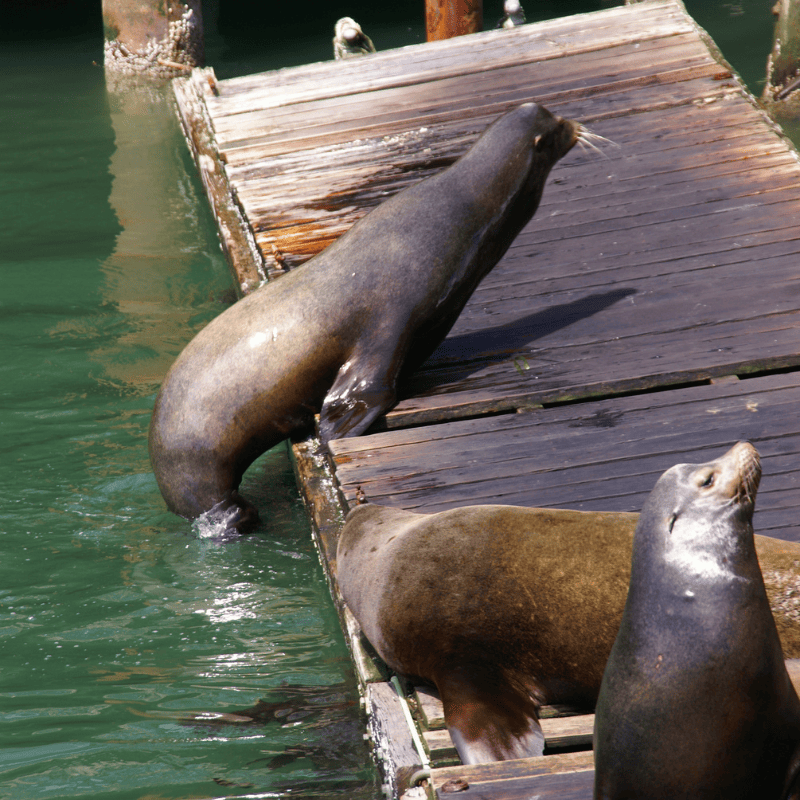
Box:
[425,0,482,41]
[763,0,800,107]
[103,0,203,80]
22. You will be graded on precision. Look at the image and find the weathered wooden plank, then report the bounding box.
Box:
[415,685,446,730]
[334,434,800,507]
[216,72,738,165]
[249,168,796,276]
[430,762,595,799]
[213,29,740,163]
[241,175,787,274]
[208,1,692,111]
[224,95,781,195]
[429,752,595,800]
[213,31,714,123]
[379,284,800,416]
[239,150,800,269]
[233,149,798,267]
[225,87,777,169]
[231,144,797,249]
[514,187,800,254]
[211,36,717,148]
[384,346,800,432]
[355,459,799,524]
[422,281,800,361]
[228,167,793,257]
[171,69,266,289]
[420,660,800,792]
[423,729,460,766]
[223,76,795,273]
[425,715,594,760]
[414,684,590,733]
[477,228,800,299]
[214,43,715,149]
[367,681,427,797]
[289,438,345,584]
[230,134,796,214]
[348,448,800,522]
[372,383,800,477]
[289,438,387,689]
[330,373,800,541]
[331,370,800,454]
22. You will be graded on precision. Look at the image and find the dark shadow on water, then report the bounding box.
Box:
[188,682,358,730]
[187,682,376,798]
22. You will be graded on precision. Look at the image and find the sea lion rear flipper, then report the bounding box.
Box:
[318,350,399,443]
[437,667,545,764]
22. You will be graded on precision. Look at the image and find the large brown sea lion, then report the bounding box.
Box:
[149,103,582,530]
[593,442,800,799]
[336,443,800,765]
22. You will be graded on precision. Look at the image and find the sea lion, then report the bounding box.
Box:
[593,442,800,799]
[336,444,800,765]
[149,103,582,529]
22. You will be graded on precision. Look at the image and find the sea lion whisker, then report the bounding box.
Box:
[577,126,617,146]
[575,139,608,160]
[575,126,619,158]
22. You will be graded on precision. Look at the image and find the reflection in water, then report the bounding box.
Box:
[188,683,371,798]
[97,80,230,391]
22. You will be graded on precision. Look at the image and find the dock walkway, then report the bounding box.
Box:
[173,1,800,796]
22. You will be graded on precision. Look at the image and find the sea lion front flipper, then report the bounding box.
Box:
[437,667,545,764]
[318,348,399,443]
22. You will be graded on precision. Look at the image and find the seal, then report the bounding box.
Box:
[336,445,800,765]
[149,103,582,529]
[337,503,634,763]
[593,442,800,799]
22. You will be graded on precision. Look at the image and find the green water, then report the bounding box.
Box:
[0,30,375,800]
[0,3,787,799]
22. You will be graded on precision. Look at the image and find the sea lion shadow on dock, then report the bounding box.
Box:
[421,287,636,370]
[337,443,800,767]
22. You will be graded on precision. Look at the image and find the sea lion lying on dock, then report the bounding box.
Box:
[594,442,800,799]
[149,102,583,530]
[337,443,800,764]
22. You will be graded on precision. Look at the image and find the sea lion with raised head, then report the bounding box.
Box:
[149,103,582,530]
[593,442,800,799]
[336,444,800,765]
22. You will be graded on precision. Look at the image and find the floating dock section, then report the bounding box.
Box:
[173,0,800,796]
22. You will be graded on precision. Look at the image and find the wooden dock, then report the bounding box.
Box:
[173,0,800,796]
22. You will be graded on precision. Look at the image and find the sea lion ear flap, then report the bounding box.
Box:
[533,134,543,149]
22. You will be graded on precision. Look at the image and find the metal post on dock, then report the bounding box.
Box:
[102,0,204,80]
[425,0,483,41]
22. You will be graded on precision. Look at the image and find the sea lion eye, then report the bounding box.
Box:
[701,472,715,488]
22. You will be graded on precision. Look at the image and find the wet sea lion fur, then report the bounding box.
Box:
[149,103,583,530]
[338,444,800,764]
